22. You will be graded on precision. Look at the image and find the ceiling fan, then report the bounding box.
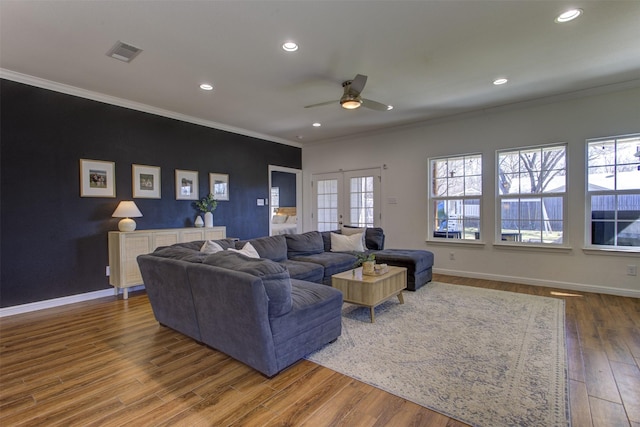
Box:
[304,74,391,111]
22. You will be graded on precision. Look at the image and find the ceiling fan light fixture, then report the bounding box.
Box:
[340,97,362,109]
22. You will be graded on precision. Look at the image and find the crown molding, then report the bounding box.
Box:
[0,68,302,148]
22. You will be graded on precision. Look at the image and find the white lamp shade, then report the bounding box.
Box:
[112,201,143,218]
[112,201,142,232]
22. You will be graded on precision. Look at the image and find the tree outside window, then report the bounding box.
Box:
[430,154,482,240]
[497,144,566,244]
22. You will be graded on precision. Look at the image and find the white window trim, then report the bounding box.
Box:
[495,142,568,246]
[427,153,482,242]
[584,133,640,252]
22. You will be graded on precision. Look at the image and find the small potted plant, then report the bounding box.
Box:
[194,193,218,228]
[354,253,376,275]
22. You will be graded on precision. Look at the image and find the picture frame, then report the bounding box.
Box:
[80,159,116,197]
[132,164,161,199]
[209,173,229,201]
[175,169,199,200]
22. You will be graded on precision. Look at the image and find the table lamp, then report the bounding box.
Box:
[112,201,143,232]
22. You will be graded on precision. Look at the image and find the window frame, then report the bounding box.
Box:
[428,153,483,242]
[585,133,640,251]
[495,143,568,246]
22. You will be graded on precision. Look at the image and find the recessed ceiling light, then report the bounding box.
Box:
[199,83,213,91]
[387,105,394,110]
[493,78,508,85]
[312,122,321,127]
[282,42,299,52]
[555,9,582,23]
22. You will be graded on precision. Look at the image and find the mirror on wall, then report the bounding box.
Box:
[268,165,302,236]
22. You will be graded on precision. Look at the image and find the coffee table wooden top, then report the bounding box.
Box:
[332,266,407,322]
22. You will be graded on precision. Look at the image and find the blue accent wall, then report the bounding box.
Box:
[0,79,301,307]
[272,171,297,208]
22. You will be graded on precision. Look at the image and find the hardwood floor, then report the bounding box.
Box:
[1,275,638,426]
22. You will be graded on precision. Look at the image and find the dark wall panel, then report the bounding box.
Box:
[0,79,301,307]
[272,171,297,207]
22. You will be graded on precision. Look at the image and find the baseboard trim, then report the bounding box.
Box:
[0,285,146,318]
[434,268,640,298]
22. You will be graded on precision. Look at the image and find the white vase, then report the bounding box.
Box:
[194,215,204,228]
[204,211,214,228]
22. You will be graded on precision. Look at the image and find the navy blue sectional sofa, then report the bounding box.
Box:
[137,229,433,377]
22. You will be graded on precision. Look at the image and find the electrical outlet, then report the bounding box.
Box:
[627,265,637,276]
[449,252,455,261]
[106,266,110,276]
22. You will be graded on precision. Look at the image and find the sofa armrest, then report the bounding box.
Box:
[185,263,279,376]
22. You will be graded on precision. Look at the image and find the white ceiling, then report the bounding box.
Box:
[1,1,639,146]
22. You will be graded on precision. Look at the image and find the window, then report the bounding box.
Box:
[587,134,640,248]
[430,154,482,240]
[497,144,566,244]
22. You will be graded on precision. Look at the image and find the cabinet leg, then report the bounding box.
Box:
[123,288,129,300]
[114,287,118,297]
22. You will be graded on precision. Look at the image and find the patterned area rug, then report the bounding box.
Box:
[307,282,569,427]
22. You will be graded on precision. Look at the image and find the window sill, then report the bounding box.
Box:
[426,238,485,247]
[582,247,640,257]
[492,242,573,253]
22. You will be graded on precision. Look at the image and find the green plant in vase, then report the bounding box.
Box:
[194,193,218,227]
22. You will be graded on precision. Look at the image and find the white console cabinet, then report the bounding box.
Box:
[108,227,226,299]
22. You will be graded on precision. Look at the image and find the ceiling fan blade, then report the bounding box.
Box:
[304,100,337,109]
[349,74,368,95]
[361,98,390,111]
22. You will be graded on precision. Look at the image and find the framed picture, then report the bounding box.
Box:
[132,164,161,199]
[80,159,116,197]
[210,173,229,201]
[175,169,199,200]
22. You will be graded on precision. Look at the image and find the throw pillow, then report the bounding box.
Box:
[272,214,287,224]
[330,232,365,252]
[227,241,260,258]
[285,215,297,224]
[341,226,367,249]
[200,240,224,254]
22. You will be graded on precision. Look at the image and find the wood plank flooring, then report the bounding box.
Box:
[1,274,638,426]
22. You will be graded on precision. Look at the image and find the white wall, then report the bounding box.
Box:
[302,86,640,297]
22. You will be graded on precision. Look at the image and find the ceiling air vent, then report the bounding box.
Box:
[106,41,142,63]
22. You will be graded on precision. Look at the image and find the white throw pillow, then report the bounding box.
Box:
[330,232,365,252]
[227,242,260,258]
[285,215,297,224]
[341,226,367,248]
[272,214,287,224]
[200,240,223,254]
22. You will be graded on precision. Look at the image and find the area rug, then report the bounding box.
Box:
[307,282,569,427]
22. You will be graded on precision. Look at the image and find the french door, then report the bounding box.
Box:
[312,168,381,231]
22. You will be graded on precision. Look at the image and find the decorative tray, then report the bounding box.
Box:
[362,265,389,276]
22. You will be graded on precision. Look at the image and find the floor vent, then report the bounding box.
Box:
[106,41,142,63]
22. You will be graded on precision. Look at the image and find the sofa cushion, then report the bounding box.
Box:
[203,252,292,317]
[330,232,365,252]
[285,231,324,257]
[172,239,237,251]
[320,230,339,252]
[290,252,357,282]
[342,226,385,250]
[238,235,287,262]
[152,246,207,263]
[227,242,260,258]
[278,259,324,283]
